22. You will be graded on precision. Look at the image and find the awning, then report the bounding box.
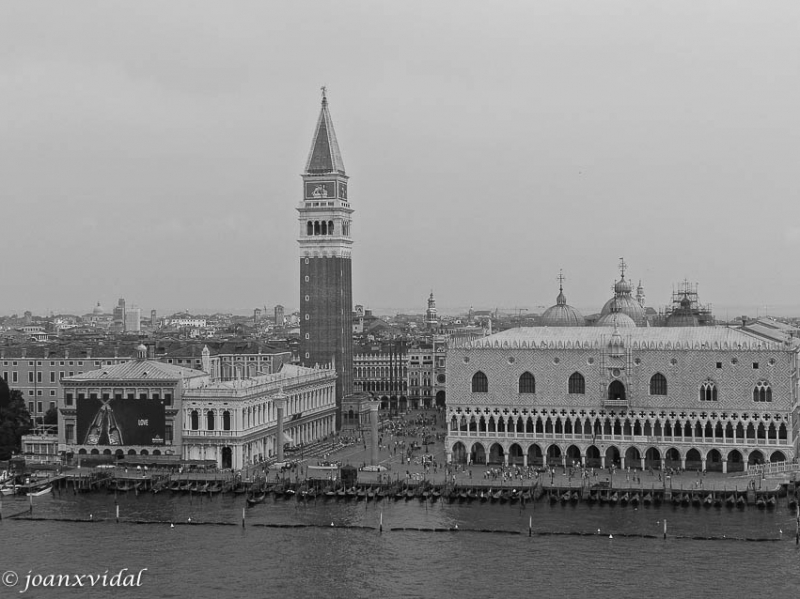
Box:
[282,434,294,444]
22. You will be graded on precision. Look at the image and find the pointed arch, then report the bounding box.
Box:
[471,371,488,393]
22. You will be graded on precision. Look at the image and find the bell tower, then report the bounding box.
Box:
[298,89,354,426]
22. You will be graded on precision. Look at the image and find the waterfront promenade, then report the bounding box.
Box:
[291,409,789,496]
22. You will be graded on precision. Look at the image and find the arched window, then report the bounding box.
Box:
[314,221,321,235]
[753,380,772,402]
[207,410,215,431]
[650,373,667,395]
[518,372,535,394]
[699,380,717,402]
[471,371,488,393]
[568,372,585,394]
[608,380,626,401]
[321,221,327,235]
[328,220,334,235]
[223,410,231,431]
[190,410,198,431]
[307,221,313,236]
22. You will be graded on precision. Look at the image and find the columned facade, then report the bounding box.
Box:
[181,364,337,470]
[445,328,799,472]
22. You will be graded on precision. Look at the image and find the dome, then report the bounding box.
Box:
[600,295,645,325]
[667,295,698,327]
[540,278,585,327]
[596,311,636,328]
[614,276,632,294]
[540,304,586,327]
[92,302,105,315]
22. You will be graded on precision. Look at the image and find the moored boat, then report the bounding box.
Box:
[26,485,53,497]
[246,491,267,506]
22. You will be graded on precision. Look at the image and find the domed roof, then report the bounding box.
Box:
[595,311,636,328]
[92,302,105,315]
[666,294,698,327]
[614,276,632,294]
[540,276,585,327]
[541,304,586,327]
[600,295,645,325]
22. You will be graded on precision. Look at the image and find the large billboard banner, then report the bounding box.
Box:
[76,398,166,447]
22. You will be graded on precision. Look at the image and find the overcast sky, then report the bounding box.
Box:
[2,1,798,318]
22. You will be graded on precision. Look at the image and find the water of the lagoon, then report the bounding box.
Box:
[2,490,799,599]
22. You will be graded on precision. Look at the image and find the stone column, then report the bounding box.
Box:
[640,457,645,470]
[680,456,686,470]
[276,394,286,463]
[369,401,379,465]
[701,457,707,472]
[523,454,528,467]
[722,459,728,474]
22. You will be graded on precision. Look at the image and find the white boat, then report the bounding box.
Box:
[1,485,17,496]
[26,485,52,497]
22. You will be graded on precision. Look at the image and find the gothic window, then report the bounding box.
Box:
[518,372,535,394]
[471,371,488,393]
[328,220,334,235]
[568,372,585,394]
[608,380,626,401]
[699,380,717,402]
[753,380,772,402]
[307,221,313,236]
[314,221,321,235]
[321,221,327,235]
[649,373,667,395]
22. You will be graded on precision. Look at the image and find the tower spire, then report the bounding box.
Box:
[556,270,567,306]
[305,89,345,175]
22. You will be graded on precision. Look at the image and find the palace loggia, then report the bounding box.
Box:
[445,326,799,472]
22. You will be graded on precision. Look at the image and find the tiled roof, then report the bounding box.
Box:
[64,359,207,381]
[304,95,346,175]
[462,326,791,350]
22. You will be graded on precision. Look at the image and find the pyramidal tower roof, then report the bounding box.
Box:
[304,88,346,176]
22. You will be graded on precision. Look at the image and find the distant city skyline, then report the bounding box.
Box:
[2,2,798,318]
[3,300,797,321]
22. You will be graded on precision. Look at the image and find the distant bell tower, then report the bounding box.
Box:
[425,291,439,331]
[298,88,354,427]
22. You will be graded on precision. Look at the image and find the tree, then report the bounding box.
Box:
[43,406,59,429]
[0,376,10,409]
[0,389,33,460]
